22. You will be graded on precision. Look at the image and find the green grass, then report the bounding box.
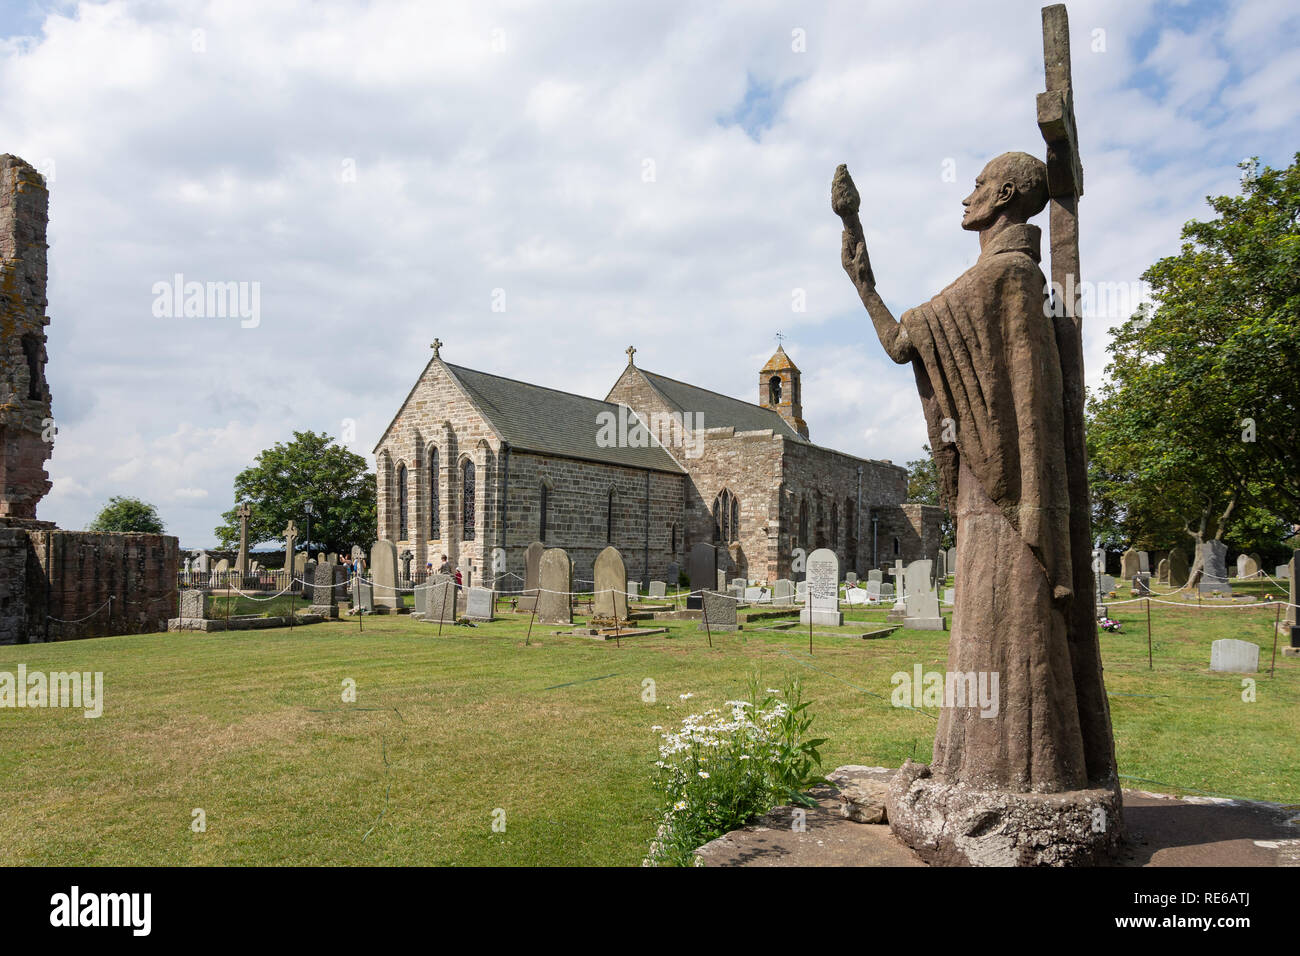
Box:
[0,584,1295,866]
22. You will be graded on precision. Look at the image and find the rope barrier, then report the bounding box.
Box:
[47,596,113,624]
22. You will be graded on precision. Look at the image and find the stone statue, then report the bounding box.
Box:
[832,10,1121,865]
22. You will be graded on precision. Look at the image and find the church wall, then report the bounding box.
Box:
[499,451,685,590]
[870,503,945,571]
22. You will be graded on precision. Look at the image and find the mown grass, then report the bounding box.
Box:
[0,580,1295,866]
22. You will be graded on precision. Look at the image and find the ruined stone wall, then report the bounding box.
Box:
[0,527,31,643]
[870,503,945,570]
[0,155,53,521]
[3,531,178,643]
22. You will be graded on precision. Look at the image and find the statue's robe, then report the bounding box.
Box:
[896,222,1111,793]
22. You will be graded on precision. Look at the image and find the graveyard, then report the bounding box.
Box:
[1,570,1295,866]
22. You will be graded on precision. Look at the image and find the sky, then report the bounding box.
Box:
[0,0,1296,548]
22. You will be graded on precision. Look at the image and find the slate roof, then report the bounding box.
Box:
[443,363,685,474]
[636,369,808,443]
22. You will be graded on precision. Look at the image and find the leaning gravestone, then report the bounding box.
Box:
[418,576,457,625]
[648,580,667,598]
[1210,639,1259,674]
[904,559,944,630]
[517,541,545,611]
[466,586,494,621]
[865,580,882,602]
[537,548,573,625]
[593,546,629,622]
[698,589,738,631]
[352,576,374,613]
[1198,540,1232,594]
[1156,558,1169,585]
[1237,554,1259,579]
[371,540,399,610]
[1120,548,1140,580]
[687,542,715,610]
[773,579,794,605]
[1168,547,1189,588]
[800,548,842,626]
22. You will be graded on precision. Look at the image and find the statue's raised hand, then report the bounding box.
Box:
[833,164,874,289]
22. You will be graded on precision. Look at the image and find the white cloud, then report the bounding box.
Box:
[0,0,1291,545]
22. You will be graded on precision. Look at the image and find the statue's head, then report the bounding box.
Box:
[961,152,1049,231]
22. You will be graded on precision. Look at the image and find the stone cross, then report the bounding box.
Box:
[625,345,636,365]
[235,501,251,574]
[430,338,443,358]
[282,520,298,573]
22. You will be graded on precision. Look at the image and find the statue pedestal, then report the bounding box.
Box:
[886,759,1123,866]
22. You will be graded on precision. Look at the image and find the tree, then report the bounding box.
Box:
[214,431,376,555]
[1087,155,1300,573]
[88,496,166,534]
[905,444,955,549]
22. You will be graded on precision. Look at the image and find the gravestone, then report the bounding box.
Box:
[744,586,767,603]
[799,548,842,626]
[537,548,573,624]
[370,540,399,610]
[796,580,807,602]
[904,559,944,630]
[179,589,206,620]
[281,521,297,573]
[309,562,343,618]
[1237,554,1259,579]
[687,542,715,610]
[946,546,957,576]
[868,569,883,584]
[865,580,882,602]
[518,541,544,612]
[1286,551,1298,627]
[846,571,859,585]
[627,579,639,600]
[1131,574,1151,597]
[417,576,457,625]
[1168,547,1189,588]
[1120,548,1139,580]
[466,586,495,621]
[1091,549,1106,599]
[943,588,955,606]
[1198,540,1232,594]
[194,550,211,574]
[667,561,679,584]
[1138,551,1150,574]
[846,588,867,606]
[593,546,629,622]
[1156,558,1169,585]
[773,579,794,605]
[352,576,374,613]
[351,545,364,563]
[1099,574,1116,595]
[1209,639,1259,674]
[1276,565,1289,579]
[214,558,230,573]
[648,580,667,598]
[880,582,894,599]
[717,570,727,592]
[730,577,746,591]
[728,585,745,602]
[698,589,738,631]
[294,552,307,576]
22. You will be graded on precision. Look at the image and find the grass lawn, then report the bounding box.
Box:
[0,580,1296,866]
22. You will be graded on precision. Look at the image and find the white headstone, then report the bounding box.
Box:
[799,548,842,626]
[1209,639,1259,674]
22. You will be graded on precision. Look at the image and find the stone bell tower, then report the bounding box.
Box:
[0,154,53,525]
[759,345,808,439]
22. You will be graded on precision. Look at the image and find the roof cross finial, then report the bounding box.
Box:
[625,345,636,366]
[431,338,443,358]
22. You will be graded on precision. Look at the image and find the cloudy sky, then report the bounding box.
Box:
[1,0,1296,547]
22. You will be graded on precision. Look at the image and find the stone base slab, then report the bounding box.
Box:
[904,616,947,630]
[886,759,1123,866]
[800,608,843,626]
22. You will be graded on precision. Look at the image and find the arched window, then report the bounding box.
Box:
[606,489,616,543]
[461,459,475,540]
[831,502,839,551]
[539,483,549,542]
[397,463,409,540]
[768,375,782,405]
[798,498,809,550]
[671,522,678,555]
[429,448,440,539]
[712,489,739,543]
[893,536,900,557]
[816,496,825,549]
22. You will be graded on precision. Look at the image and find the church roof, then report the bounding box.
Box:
[443,363,685,474]
[635,369,808,443]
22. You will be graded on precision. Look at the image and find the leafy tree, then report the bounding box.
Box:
[87,496,166,534]
[1087,155,1300,573]
[905,444,955,549]
[214,431,376,555]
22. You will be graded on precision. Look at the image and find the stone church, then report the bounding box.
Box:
[373,342,940,587]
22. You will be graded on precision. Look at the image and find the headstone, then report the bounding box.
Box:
[370,540,399,610]
[904,559,944,630]
[800,548,842,626]
[318,552,327,566]
[627,579,639,600]
[294,552,307,576]
[717,570,726,592]
[846,571,858,585]
[935,551,946,582]
[466,586,494,621]
[796,580,808,601]
[310,562,342,617]
[1168,547,1189,587]
[214,558,230,573]
[667,561,680,584]
[943,588,955,606]
[351,545,364,563]
[1099,574,1115,595]
[1120,548,1139,580]
[1209,639,1259,674]
[1237,554,1259,579]
[1198,540,1232,594]
[281,521,297,573]
[417,576,457,625]
[194,550,211,574]
[352,576,374,613]
[537,548,573,624]
[730,577,746,591]
[1286,551,1298,627]
[1276,565,1289,579]
[868,569,883,584]
[592,546,629,622]
[179,589,206,620]
[235,502,251,574]
[946,546,957,576]
[648,580,667,598]
[880,582,894,599]
[1156,558,1169,585]
[773,579,794,605]
[846,587,867,606]
[865,580,882,602]
[728,585,745,602]
[687,542,715,611]
[1131,573,1151,597]
[698,589,738,631]
[518,541,545,611]
[744,586,767,603]
[1138,551,1150,574]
